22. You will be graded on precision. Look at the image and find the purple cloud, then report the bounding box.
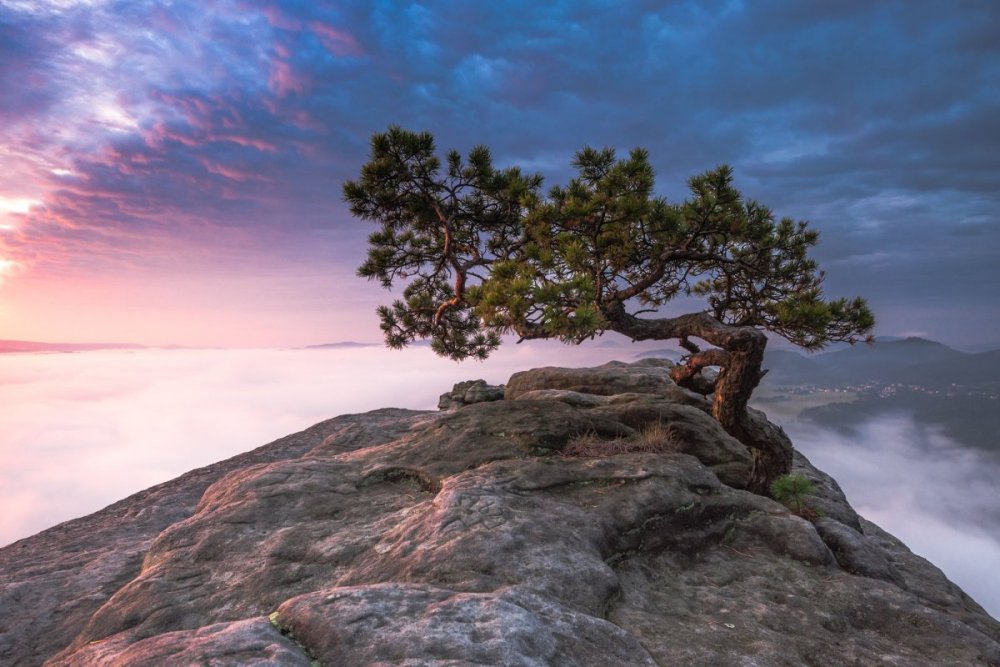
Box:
[0,0,998,346]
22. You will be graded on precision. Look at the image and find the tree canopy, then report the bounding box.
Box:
[344,126,874,492]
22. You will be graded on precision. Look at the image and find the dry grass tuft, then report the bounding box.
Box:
[560,431,630,457]
[560,421,682,458]
[632,420,682,453]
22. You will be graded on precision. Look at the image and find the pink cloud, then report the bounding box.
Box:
[199,159,268,183]
[146,120,277,153]
[261,5,302,31]
[149,93,270,144]
[268,58,308,96]
[310,21,364,58]
[212,134,277,152]
[147,121,203,149]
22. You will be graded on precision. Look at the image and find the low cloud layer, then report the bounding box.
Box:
[2,347,998,619]
[785,415,1000,619]
[0,344,625,546]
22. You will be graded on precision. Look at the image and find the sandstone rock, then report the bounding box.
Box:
[506,359,708,409]
[47,618,313,666]
[438,379,505,410]
[812,517,899,584]
[1,362,997,666]
[688,366,720,395]
[275,584,658,666]
[790,451,862,530]
[589,394,753,488]
[509,388,613,408]
[0,408,424,667]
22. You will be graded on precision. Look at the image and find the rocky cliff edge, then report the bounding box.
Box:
[1,359,998,666]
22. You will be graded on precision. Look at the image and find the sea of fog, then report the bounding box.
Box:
[1,345,998,619]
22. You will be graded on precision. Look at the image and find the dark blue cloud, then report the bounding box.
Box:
[2,0,998,346]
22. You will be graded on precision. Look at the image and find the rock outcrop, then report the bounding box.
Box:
[1,359,998,666]
[438,379,506,410]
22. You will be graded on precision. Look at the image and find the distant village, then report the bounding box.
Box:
[773,381,1000,401]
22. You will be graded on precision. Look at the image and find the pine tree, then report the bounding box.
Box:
[770,474,817,515]
[344,127,874,493]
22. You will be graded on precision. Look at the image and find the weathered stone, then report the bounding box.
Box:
[0,362,996,666]
[0,408,425,667]
[438,379,505,410]
[790,450,862,530]
[464,381,505,403]
[46,618,312,667]
[590,394,753,488]
[689,366,720,395]
[813,517,899,583]
[275,584,658,667]
[512,387,614,408]
[506,359,707,409]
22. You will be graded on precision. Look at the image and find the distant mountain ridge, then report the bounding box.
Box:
[0,340,146,354]
[301,341,380,349]
[762,337,999,390]
[637,336,1000,391]
[2,340,414,353]
[756,337,1000,455]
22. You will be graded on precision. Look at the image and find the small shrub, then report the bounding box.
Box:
[770,473,816,516]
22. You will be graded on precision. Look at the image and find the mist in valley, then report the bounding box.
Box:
[780,413,1000,618]
[1,346,997,618]
[0,345,627,547]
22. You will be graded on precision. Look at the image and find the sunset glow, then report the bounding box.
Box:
[0,1,998,348]
[2,5,1000,651]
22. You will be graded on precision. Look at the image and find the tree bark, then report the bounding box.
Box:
[603,304,792,493]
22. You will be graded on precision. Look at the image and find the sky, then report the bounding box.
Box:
[1,0,999,349]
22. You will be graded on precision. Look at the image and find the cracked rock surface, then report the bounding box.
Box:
[2,359,998,666]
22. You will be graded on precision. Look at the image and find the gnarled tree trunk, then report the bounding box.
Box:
[603,305,792,494]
